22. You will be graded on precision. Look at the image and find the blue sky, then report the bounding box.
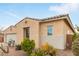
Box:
[0,3,79,29]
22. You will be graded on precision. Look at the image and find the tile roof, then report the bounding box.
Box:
[40,14,69,21]
[4,14,75,32]
[23,14,69,21]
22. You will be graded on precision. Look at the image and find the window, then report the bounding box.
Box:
[24,27,30,38]
[47,25,53,35]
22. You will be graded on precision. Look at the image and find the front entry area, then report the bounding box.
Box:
[23,27,30,39]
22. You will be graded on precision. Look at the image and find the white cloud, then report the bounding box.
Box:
[49,3,79,14]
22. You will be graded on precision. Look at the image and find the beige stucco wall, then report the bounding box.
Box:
[64,20,74,35]
[39,19,66,49]
[39,19,74,49]
[15,19,40,48]
[4,26,16,34]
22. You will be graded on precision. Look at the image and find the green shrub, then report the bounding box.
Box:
[72,33,79,42]
[48,46,57,56]
[21,38,35,55]
[72,38,79,56]
[15,44,21,50]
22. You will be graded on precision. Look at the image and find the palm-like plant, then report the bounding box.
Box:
[72,38,79,56]
[72,25,79,55]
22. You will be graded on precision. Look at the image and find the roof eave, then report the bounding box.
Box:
[66,15,75,33]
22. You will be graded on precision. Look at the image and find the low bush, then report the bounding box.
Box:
[15,44,21,50]
[31,43,57,56]
[72,33,79,42]
[41,43,57,56]
[21,38,35,55]
[31,48,47,56]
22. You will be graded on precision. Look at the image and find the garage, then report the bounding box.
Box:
[6,33,17,44]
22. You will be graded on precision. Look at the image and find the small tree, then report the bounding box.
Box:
[72,38,79,56]
[72,33,79,42]
[21,38,35,55]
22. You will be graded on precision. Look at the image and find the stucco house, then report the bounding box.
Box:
[3,14,75,49]
[0,33,4,43]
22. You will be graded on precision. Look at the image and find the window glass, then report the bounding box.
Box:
[47,25,52,35]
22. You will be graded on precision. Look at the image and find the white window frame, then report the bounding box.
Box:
[47,25,53,36]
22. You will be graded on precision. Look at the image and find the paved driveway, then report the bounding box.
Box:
[1,47,26,56]
[56,49,74,56]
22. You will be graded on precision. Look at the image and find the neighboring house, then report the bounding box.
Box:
[0,33,4,43]
[3,14,75,49]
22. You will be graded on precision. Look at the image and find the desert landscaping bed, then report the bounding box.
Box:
[0,47,73,56]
